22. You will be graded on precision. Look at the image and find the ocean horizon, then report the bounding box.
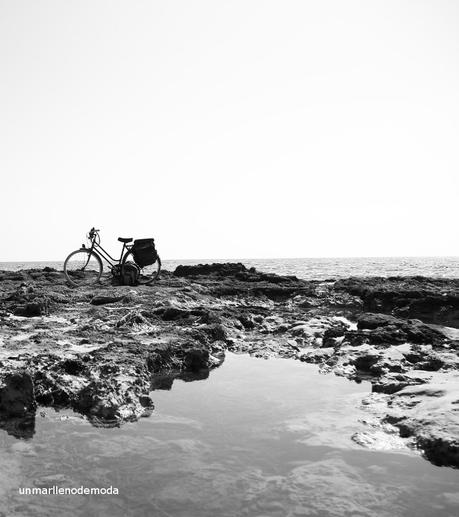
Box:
[1,256,459,280]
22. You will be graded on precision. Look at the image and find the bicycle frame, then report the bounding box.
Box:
[83,237,130,268]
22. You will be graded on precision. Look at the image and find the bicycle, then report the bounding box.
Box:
[63,228,161,287]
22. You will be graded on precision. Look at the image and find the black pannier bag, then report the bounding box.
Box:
[121,262,140,286]
[132,239,158,267]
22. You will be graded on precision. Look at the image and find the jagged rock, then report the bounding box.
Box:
[73,379,150,423]
[183,348,210,372]
[0,371,36,417]
[386,379,459,467]
[335,276,459,327]
[237,313,256,330]
[354,313,447,347]
[174,263,248,277]
[160,307,191,321]
[199,323,228,342]
[372,373,426,394]
[298,347,335,363]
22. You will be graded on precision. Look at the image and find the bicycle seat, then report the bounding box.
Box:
[118,237,133,243]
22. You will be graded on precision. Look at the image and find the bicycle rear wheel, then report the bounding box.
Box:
[122,251,161,285]
[64,249,103,287]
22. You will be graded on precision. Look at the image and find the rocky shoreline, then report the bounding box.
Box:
[0,264,458,468]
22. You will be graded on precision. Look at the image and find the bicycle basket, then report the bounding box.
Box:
[132,239,158,267]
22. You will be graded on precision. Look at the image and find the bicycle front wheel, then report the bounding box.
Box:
[122,252,161,285]
[64,249,103,287]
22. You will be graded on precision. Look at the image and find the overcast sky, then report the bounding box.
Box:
[1,0,458,261]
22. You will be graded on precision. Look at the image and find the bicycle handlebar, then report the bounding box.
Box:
[88,228,100,240]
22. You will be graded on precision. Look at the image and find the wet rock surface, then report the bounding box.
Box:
[0,266,459,467]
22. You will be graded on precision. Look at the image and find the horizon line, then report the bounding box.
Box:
[1,255,459,263]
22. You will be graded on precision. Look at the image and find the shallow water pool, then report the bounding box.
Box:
[1,353,459,516]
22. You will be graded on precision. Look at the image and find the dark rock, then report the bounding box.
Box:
[160,307,191,321]
[138,395,154,408]
[60,358,87,376]
[146,346,185,373]
[417,435,459,467]
[150,375,175,390]
[200,323,228,342]
[15,302,45,317]
[183,348,210,372]
[238,314,256,330]
[372,373,427,394]
[90,295,124,305]
[355,313,447,346]
[322,325,347,347]
[174,263,248,277]
[335,277,459,328]
[73,378,148,424]
[33,371,73,406]
[343,330,370,347]
[353,352,381,372]
[0,371,36,417]
[0,412,36,439]
[357,313,400,330]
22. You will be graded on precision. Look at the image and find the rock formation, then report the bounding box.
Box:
[0,265,458,467]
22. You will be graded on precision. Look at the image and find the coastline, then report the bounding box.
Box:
[0,263,458,467]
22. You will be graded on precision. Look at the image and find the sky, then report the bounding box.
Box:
[1,0,458,261]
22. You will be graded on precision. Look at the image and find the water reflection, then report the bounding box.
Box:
[0,367,212,440]
[151,369,210,391]
[0,412,35,439]
[1,354,458,516]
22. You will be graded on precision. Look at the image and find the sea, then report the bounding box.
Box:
[1,256,459,279]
